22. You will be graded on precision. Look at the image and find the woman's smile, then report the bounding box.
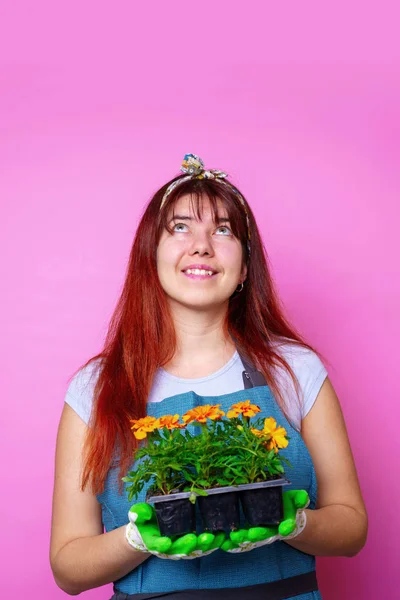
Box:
[181,264,218,280]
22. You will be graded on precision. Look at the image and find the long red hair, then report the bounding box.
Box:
[79,175,323,493]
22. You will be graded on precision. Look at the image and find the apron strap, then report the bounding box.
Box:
[237,350,267,389]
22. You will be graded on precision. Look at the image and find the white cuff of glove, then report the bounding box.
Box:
[125,522,147,552]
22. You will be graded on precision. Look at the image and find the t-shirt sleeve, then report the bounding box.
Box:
[295,348,328,419]
[64,359,101,425]
[273,342,328,429]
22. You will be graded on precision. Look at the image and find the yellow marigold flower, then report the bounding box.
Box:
[251,417,288,453]
[266,429,289,453]
[130,416,158,440]
[155,414,184,430]
[227,399,261,418]
[182,404,225,424]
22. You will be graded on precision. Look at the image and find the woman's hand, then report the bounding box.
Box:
[126,503,225,559]
[221,490,309,553]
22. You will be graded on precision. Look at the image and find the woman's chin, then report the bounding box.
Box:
[168,294,229,313]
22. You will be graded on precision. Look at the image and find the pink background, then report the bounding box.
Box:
[1,2,399,597]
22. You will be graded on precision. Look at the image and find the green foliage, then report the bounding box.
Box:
[123,411,291,502]
[123,427,191,501]
[218,417,292,486]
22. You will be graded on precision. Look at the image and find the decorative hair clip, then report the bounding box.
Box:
[160,154,251,245]
[180,154,228,181]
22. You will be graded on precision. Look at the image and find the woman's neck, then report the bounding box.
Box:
[163,302,236,378]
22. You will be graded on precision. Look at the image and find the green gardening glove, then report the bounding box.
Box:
[221,490,309,553]
[126,502,225,560]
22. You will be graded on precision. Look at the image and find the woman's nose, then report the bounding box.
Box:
[188,230,215,257]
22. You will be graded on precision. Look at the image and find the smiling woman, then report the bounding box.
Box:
[156,195,247,311]
[50,154,367,600]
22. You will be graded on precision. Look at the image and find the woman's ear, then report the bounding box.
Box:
[241,263,248,283]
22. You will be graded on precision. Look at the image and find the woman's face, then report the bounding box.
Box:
[156,194,247,312]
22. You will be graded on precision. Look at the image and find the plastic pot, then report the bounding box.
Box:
[146,491,196,537]
[198,490,240,533]
[239,479,290,526]
[147,478,290,534]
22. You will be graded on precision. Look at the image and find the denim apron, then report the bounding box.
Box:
[98,355,321,599]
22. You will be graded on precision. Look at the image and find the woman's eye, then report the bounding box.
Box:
[173,222,189,233]
[215,226,232,236]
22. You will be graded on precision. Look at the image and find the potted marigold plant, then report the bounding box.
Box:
[178,404,242,534]
[122,414,197,537]
[222,400,292,526]
[123,402,291,536]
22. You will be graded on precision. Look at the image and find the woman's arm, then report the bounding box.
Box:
[284,377,368,557]
[50,404,150,595]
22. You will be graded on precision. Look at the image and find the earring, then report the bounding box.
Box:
[235,282,244,293]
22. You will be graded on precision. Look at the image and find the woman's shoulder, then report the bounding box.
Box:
[64,358,103,424]
[270,337,328,423]
[271,337,326,373]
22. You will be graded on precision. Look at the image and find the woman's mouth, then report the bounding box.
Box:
[181,266,217,280]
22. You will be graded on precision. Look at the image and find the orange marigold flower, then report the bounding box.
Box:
[182,404,225,424]
[155,414,185,430]
[130,416,158,440]
[227,399,261,418]
[251,417,288,453]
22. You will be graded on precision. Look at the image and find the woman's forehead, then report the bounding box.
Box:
[169,193,229,220]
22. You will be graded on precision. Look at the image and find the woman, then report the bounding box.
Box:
[50,154,367,598]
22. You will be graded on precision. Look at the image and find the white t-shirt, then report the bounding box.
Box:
[64,341,328,432]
